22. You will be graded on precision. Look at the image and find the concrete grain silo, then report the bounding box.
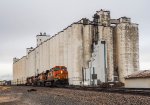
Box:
[13,9,139,85]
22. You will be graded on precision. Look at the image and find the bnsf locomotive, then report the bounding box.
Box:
[26,66,69,86]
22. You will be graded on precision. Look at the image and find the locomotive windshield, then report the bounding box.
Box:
[61,66,67,70]
[53,66,67,71]
[53,67,60,71]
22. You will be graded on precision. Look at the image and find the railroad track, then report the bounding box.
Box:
[62,86,150,96]
[12,84,150,96]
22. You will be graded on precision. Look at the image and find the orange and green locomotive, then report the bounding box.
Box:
[26,66,69,86]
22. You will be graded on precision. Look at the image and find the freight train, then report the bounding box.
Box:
[24,65,124,88]
[25,66,69,87]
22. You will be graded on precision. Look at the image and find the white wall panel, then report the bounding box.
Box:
[49,38,52,68]
[63,29,68,68]
[125,78,150,88]
[56,34,59,65]
[50,36,56,67]
[27,50,36,77]
[35,47,40,75]
[72,24,83,85]
[39,44,43,73]
[13,56,26,84]
[67,26,73,84]
[42,40,50,70]
[59,32,64,66]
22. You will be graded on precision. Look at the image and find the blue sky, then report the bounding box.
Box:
[0,0,149,80]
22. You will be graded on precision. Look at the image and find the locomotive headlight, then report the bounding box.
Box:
[61,70,63,74]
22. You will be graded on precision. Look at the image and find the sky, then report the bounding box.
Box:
[0,0,149,80]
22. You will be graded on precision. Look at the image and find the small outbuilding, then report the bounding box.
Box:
[125,70,150,88]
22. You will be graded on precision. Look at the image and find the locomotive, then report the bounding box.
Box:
[26,66,69,86]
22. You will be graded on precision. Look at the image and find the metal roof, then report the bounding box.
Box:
[125,70,150,79]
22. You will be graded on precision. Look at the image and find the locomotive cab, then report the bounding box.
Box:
[52,66,68,80]
[46,66,69,86]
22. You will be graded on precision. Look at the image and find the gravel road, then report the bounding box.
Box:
[0,86,150,105]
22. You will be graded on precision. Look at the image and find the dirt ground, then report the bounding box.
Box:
[0,86,150,105]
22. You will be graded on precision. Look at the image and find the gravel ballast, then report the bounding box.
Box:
[0,86,150,105]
